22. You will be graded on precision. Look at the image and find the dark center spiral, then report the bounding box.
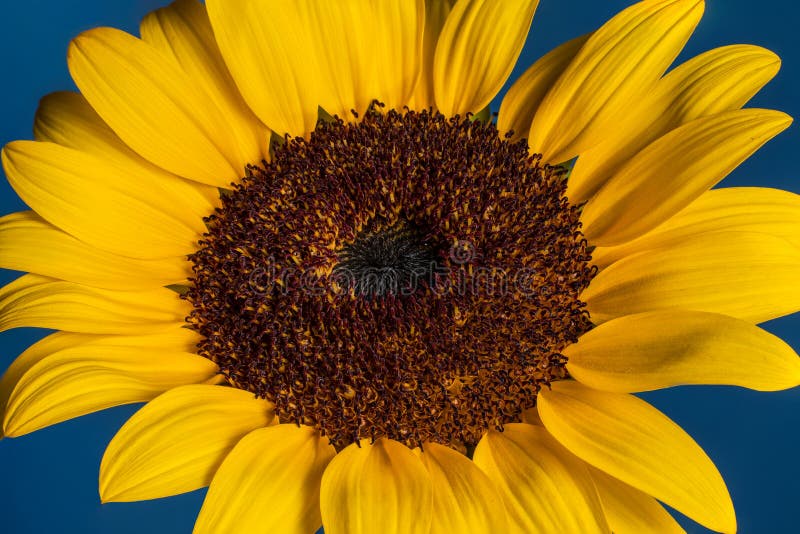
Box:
[332,218,442,299]
[186,109,596,450]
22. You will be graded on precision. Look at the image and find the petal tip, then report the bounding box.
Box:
[1,415,15,438]
[67,26,108,54]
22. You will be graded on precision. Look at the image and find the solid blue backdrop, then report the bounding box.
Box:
[0,1,798,532]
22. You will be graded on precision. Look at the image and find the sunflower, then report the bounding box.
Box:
[1,0,798,532]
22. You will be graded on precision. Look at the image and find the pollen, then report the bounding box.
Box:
[186,109,596,450]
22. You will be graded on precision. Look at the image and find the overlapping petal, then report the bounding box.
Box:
[420,442,507,533]
[538,381,736,533]
[140,0,271,164]
[100,384,274,502]
[589,467,685,534]
[592,187,800,268]
[2,140,205,259]
[0,274,190,334]
[583,231,800,324]
[581,109,792,245]
[497,35,589,142]
[320,438,433,534]
[568,44,781,203]
[33,90,220,212]
[434,0,539,116]
[68,27,247,186]
[194,424,335,534]
[0,211,188,290]
[472,423,608,533]
[0,332,94,438]
[408,0,457,110]
[529,0,705,163]
[0,329,199,423]
[206,0,322,137]
[3,329,219,437]
[308,1,425,120]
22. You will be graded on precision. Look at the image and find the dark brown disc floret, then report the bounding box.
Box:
[186,109,596,450]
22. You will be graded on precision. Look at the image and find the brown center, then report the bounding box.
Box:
[186,109,595,450]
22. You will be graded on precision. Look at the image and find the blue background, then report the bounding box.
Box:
[0,0,797,532]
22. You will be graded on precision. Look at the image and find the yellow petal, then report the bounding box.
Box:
[0,211,188,290]
[581,109,792,245]
[34,90,220,213]
[658,44,780,122]
[592,186,800,269]
[569,44,781,204]
[583,231,800,324]
[589,466,685,534]
[566,310,800,392]
[529,0,705,163]
[206,0,321,137]
[497,34,589,142]
[0,331,95,438]
[68,27,247,186]
[320,438,433,534]
[140,0,271,164]
[472,423,608,533]
[3,329,218,437]
[309,1,425,119]
[2,140,204,259]
[194,424,335,534]
[538,381,736,533]
[420,442,507,534]
[100,384,274,502]
[0,274,190,334]
[408,0,457,110]
[434,0,539,116]
[0,329,200,415]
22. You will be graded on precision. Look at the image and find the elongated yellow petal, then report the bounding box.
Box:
[581,109,792,245]
[593,187,800,268]
[566,310,800,392]
[408,0,457,110]
[206,0,321,137]
[194,424,335,534]
[0,329,200,417]
[140,0,270,164]
[589,467,685,534]
[0,331,95,438]
[0,211,188,290]
[320,438,433,534]
[2,140,204,259]
[658,45,780,122]
[569,44,781,204]
[529,0,704,163]
[420,442,507,533]
[68,27,246,186]
[0,274,190,334]
[472,423,608,533]
[309,1,424,119]
[583,231,800,324]
[434,0,539,116]
[4,330,218,437]
[538,381,735,533]
[497,35,589,142]
[34,90,220,213]
[100,384,274,502]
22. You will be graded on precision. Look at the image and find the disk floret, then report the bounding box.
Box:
[187,109,595,450]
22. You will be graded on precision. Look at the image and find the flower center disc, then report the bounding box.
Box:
[187,109,595,450]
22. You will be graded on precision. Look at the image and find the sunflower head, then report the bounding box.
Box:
[187,108,595,449]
